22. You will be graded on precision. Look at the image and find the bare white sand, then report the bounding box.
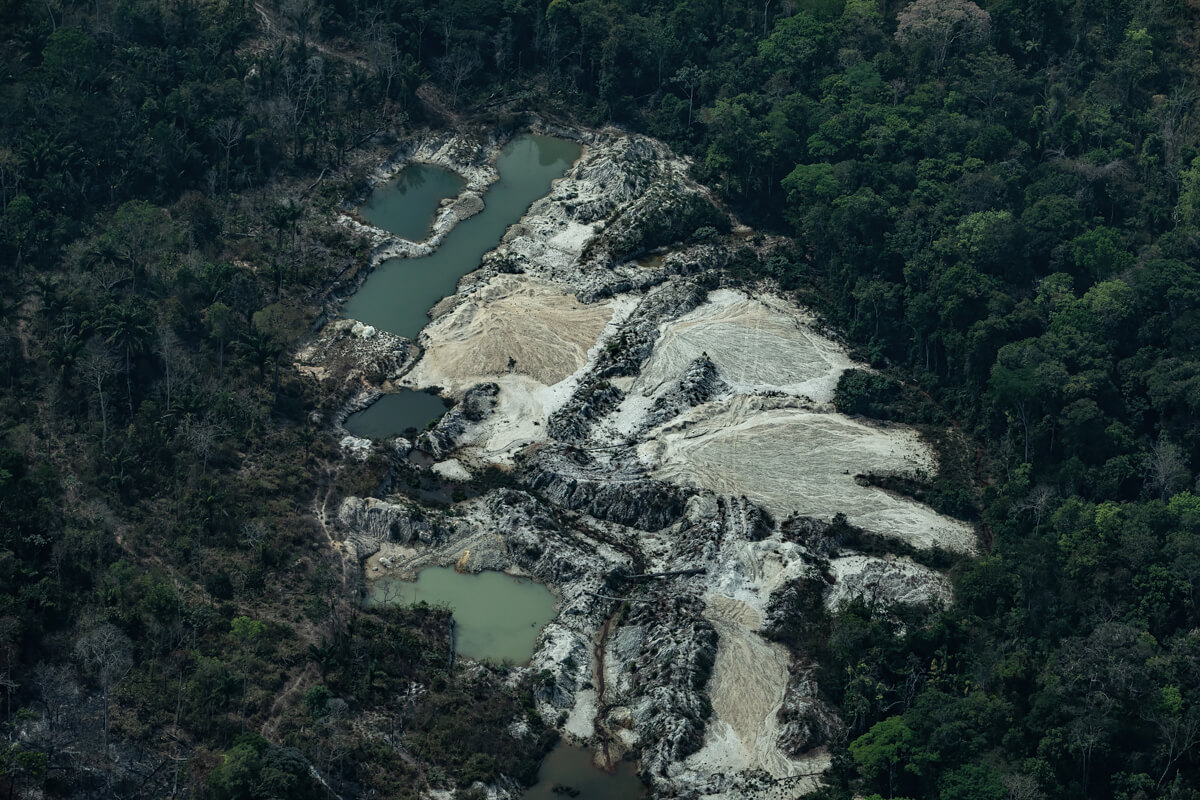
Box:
[634,290,854,402]
[409,274,615,390]
[639,395,977,553]
[404,274,637,464]
[692,596,793,774]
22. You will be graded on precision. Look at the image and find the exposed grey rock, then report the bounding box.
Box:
[417,382,498,458]
[597,280,707,379]
[449,191,484,220]
[645,354,729,429]
[547,377,624,443]
[603,591,718,778]
[524,447,692,531]
[587,183,728,265]
[336,496,440,556]
[295,319,419,402]
[776,666,840,757]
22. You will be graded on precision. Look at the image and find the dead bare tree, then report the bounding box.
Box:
[1018,485,1058,534]
[73,623,133,757]
[79,342,119,440]
[280,55,325,160]
[210,117,245,192]
[34,661,80,731]
[1147,434,1190,500]
[155,323,189,415]
[186,416,227,474]
[437,47,479,107]
[241,518,269,555]
[1003,772,1046,800]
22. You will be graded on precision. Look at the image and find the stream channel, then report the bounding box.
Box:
[346,133,647,796]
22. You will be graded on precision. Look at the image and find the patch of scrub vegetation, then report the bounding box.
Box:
[594,186,730,263]
[405,670,557,789]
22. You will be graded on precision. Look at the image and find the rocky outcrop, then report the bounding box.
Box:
[416,382,499,458]
[602,591,718,777]
[524,447,692,531]
[645,354,728,429]
[588,183,729,265]
[566,135,664,222]
[597,280,708,379]
[335,496,443,562]
[547,377,624,443]
[295,318,419,397]
[776,667,840,757]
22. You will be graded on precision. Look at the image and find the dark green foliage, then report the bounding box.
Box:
[207,733,330,800]
[833,369,902,418]
[405,672,556,787]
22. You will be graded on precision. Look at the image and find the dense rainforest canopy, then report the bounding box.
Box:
[3,0,1200,798]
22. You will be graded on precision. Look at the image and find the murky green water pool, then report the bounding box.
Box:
[522,744,646,800]
[343,390,447,439]
[369,567,556,664]
[357,163,464,242]
[342,134,581,340]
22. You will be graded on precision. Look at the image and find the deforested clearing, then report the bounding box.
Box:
[633,289,854,402]
[407,273,615,391]
[640,395,977,553]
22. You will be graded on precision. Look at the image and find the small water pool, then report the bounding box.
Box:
[522,743,646,800]
[343,134,582,340]
[369,567,556,664]
[357,163,465,242]
[344,390,448,439]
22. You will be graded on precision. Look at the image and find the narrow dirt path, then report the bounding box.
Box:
[252,1,370,70]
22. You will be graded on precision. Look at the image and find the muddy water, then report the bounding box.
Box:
[369,567,556,664]
[357,163,464,242]
[342,135,582,340]
[522,744,646,800]
[343,390,447,439]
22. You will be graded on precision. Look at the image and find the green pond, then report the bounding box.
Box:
[522,744,646,800]
[357,163,464,242]
[343,390,447,439]
[342,134,582,340]
[369,567,556,664]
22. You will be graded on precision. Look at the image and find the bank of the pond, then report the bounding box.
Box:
[357,163,465,242]
[368,567,556,665]
[342,134,581,340]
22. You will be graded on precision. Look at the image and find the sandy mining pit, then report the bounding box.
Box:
[690,595,805,777]
[402,273,636,464]
[326,126,978,800]
[633,289,854,401]
[638,394,977,554]
[407,274,616,390]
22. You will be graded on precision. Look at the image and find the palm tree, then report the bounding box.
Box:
[237,326,281,385]
[45,332,82,385]
[95,300,153,416]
